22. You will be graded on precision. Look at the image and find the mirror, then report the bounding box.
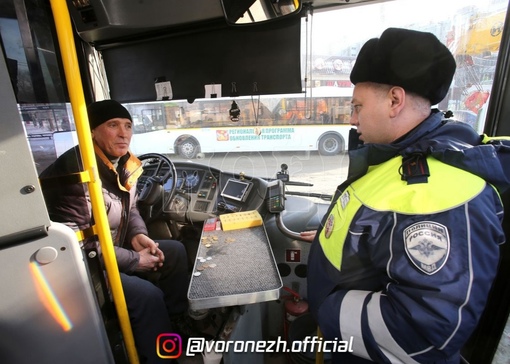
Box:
[222,0,302,25]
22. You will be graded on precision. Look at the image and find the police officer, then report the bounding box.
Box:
[306,28,510,363]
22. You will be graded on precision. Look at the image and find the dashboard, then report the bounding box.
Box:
[138,158,268,223]
[163,168,212,194]
[166,165,220,215]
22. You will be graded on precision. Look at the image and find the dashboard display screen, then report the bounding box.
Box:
[220,179,253,202]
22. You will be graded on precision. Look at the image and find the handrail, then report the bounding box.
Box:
[275,213,308,241]
[48,1,139,363]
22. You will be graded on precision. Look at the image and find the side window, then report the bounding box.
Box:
[302,0,508,134]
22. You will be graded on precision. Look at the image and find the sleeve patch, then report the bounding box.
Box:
[404,221,450,275]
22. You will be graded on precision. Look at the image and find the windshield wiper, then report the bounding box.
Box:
[285,191,332,201]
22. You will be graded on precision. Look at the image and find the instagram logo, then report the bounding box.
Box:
[157,333,182,359]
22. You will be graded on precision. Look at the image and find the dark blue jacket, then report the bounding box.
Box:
[307,110,510,363]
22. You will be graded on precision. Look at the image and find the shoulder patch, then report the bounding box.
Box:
[404,221,450,275]
[324,214,335,238]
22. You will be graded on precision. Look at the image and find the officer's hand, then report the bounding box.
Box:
[300,230,317,242]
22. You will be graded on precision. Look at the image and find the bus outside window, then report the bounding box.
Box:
[20,0,507,165]
[124,92,353,159]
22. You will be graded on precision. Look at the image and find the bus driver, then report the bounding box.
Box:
[40,100,190,364]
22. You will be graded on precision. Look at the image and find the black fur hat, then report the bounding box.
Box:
[350,28,456,105]
[87,100,132,129]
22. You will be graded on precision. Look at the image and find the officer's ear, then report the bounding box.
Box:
[388,86,405,118]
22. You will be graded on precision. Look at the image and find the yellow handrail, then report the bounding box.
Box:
[316,326,324,364]
[48,1,139,363]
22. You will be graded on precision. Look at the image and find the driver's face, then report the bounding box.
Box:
[92,118,133,157]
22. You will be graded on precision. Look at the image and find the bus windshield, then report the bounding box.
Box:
[19,0,508,200]
[123,92,352,157]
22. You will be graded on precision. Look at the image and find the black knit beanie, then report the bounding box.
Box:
[87,100,132,129]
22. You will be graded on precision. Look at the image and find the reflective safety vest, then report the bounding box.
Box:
[319,155,488,271]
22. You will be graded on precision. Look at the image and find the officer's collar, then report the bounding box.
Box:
[347,110,444,179]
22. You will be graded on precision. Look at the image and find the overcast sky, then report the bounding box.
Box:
[306,0,503,54]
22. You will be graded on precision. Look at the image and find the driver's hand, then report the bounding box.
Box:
[131,233,158,253]
[136,247,164,272]
[131,234,164,268]
[300,230,317,242]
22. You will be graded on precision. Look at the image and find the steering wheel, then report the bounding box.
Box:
[137,153,177,219]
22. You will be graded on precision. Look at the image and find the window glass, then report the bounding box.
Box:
[1,0,67,104]
[304,0,508,134]
[21,0,508,199]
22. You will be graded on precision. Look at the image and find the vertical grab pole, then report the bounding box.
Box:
[315,326,324,364]
[48,1,139,363]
